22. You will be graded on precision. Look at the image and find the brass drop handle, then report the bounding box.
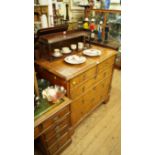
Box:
[56,133,60,138]
[83,74,86,80]
[54,76,57,80]
[53,116,59,121]
[55,126,60,132]
[91,98,95,102]
[82,86,85,92]
[103,72,107,77]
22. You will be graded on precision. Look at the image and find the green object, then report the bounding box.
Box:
[34,98,64,120]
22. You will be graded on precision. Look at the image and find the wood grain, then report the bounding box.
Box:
[35,45,116,80]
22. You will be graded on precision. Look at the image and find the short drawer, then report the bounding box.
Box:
[70,67,96,89]
[70,78,95,99]
[97,66,113,81]
[45,125,69,148]
[48,132,70,154]
[45,105,69,128]
[98,56,115,73]
[58,132,70,147]
[44,115,70,140]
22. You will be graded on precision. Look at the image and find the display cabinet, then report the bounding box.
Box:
[85,9,121,50]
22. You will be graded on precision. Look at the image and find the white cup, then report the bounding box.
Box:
[71,44,77,50]
[53,49,62,57]
[78,42,84,50]
[54,49,60,53]
[62,47,70,53]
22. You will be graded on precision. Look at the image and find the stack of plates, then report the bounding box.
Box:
[64,55,86,64]
[83,49,102,56]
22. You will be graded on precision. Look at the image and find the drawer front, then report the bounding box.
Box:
[35,106,70,138]
[44,124,69,148]
[58,132,70,147]
[48,132,70,154]
[70,78,96,99]
[98,56,115,73]
[43,105,69,130]
[44,115,70,140]
[71,97,83,125]
[96,66,113,81]
[70,67,96,89]
[97,76,112,102]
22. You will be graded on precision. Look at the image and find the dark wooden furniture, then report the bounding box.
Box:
[35,45,117,131]
[34,97,72,155]
[38,30,89,59]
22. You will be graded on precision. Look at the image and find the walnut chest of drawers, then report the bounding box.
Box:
[34,97,72,155]
[35,45,117,129]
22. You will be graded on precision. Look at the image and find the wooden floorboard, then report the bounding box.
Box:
[61,69,121,155]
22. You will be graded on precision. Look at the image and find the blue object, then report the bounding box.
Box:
[98,30,102,41]
[105,0,111,9]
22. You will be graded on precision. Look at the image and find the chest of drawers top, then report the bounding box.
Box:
[35,45,117,81]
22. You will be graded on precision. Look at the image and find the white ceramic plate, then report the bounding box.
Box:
[64,55,86,64]
[83,49,101,56]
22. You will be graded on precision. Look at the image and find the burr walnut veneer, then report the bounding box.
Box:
[35,45,116,130]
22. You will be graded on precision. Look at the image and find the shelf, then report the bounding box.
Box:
[39,30,89,44]
[91,9,121,13]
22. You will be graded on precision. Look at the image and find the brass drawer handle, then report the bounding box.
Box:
[82,86,85,92]
[72,81,77,85]
[103,72,107,77]
[83,74,86,80]
[53,116,59,121]
[56,133,61,138]
[91,98,95,102]
[55,126,60,131]
[54,76,57,80]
